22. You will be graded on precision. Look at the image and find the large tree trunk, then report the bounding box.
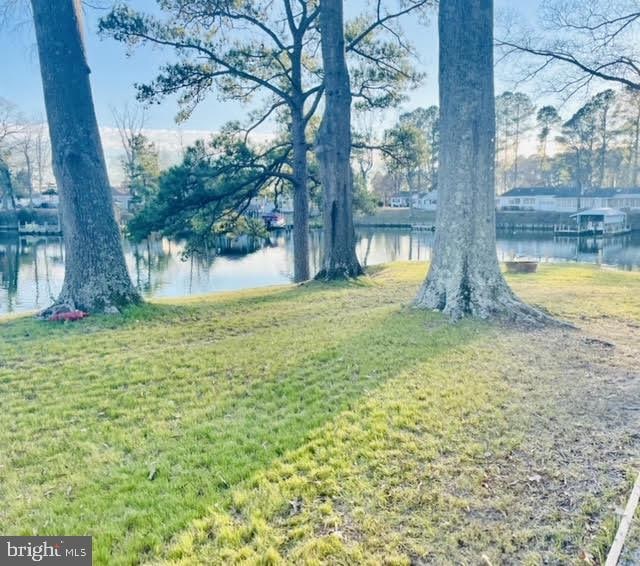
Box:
[315,0,363,280]
[30,0,139,313]
[291,105,310,282]
[415,0,548,323]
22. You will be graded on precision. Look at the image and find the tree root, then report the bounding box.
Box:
[415,277,575,329]
[315,264,364,281]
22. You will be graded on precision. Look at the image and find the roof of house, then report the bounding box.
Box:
[501,187,640,198]
[501,187,574,197]
[570,207,627,218]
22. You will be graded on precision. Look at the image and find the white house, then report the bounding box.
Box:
[388,191,437,209]
[389,193,411,207]
[412,192,438,210]
[496,187,640,212]
[15,193,59,209]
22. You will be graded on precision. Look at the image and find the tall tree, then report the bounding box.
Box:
[30,0,139,313]
[382,122,429,192]
[314,0,362,279]
[591,89,616,188]
[399,106,439,191]
[128,132,289,253]
[415,0,547,322]
[618,87,640,186]
[100,0,425,282]
[16,125,36,206]
[33,122,50,194]
[510,92,535,187]
[536,105,561,185]
[0,159,14,210]
[495,91,534,191]
[558,101,598,208]
[0,98,21,209]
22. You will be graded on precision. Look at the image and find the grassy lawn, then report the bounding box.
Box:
[1,263,639,564]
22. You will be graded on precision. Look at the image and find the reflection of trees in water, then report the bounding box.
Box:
[309,230,322,275]
[361,231,374,267]
[1,234,60,312]
[215,234,268,257]
[5,229,640,314]
[42,238,55,302]
[577,237,601,255]
[132,238,173,295]
[0,235,19,310]
[131,234,273,295]
[377,230,402,262]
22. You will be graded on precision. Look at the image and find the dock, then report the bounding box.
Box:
[553,224,631,236]
[411,223,436,232]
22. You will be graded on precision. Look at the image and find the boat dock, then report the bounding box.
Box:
[411,223,436,232]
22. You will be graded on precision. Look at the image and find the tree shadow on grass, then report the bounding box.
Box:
[0,303,486,565]
[0,273,388,345]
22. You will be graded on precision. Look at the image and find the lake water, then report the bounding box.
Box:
[2,228,640,315]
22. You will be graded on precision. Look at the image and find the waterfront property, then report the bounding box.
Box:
[388,192,438,210]
[4,228,640,315]
[572,208,631,235]
[554,208,631,236]
[497,187,640,212]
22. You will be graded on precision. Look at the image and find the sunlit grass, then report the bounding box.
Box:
[1,262,639,564]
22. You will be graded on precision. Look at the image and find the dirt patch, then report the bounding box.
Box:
[485,325,640,562]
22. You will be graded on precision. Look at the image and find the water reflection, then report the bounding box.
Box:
[2,229,640,314]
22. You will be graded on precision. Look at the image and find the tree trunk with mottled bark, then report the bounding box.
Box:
[315,0,362,280]
[633,113,640,187]
[30,0,139,313]
[291,105,310,282]
[415,0,550,323]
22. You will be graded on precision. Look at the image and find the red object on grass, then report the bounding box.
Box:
[49,310,89,322]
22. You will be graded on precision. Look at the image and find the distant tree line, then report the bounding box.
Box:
[495,88,640,193]
[0,98,51,210]
[369,86,640,201]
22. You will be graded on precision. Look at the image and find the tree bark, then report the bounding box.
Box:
[315,0,363,280]
[291,104,310,282]
[30,0,139,313]
[415,0,550,323]
[633,113,640,187]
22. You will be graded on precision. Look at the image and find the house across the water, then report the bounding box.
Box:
[496,187,640,212]
[555,208,631,236]
[387,192,437,210]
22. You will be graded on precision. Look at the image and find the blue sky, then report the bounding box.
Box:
[0,1,542,133]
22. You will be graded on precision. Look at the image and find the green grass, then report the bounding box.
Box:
[1,263,639,564]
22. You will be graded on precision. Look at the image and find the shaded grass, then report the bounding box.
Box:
[1,262,639,564]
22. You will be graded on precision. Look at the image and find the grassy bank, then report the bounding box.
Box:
[1,263,639,564]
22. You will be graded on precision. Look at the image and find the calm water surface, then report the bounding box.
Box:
[2,228,640,314]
